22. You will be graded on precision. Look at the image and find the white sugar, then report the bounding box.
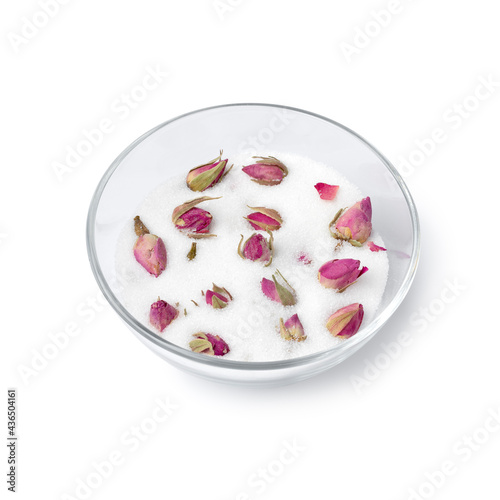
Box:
[115,152,389,361]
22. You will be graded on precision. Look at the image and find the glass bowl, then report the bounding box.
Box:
[86,103,420,386]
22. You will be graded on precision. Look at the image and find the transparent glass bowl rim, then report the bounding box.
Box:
[86,102,420,372]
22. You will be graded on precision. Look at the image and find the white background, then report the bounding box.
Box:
[2,1,499,499]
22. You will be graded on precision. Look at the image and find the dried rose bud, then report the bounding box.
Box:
[133,216,167,277]
[238,231,274,266]
[279,314,306,342]
[314,183,339,200]
[326,303,364,339]
[242,156,288,186]
[186,151,233,192]
[329,197,372,246]
[261,269,296,306]
[318,259,368,292]
[245,206,282,231]
[172,196,221,238]
[206,283,233,309]
[149,298,178,332]
[189,332,230,356]
[297,252,312,265]
[368,241,387,252]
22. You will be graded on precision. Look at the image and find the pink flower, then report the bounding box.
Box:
[261,278,280,302]
[297,253,312,265]
[149,299,178,332]
[172,196,221,239]
[330,197,372,246]
[205,284,233,309]
[326,303,364,339]
[189,333,230,356]
[238,231,274,266]
[186,151,233,192]
[368,241,387,252]
[261,270,296,306]
[318,259,368,292]
[133,216,167,277]
[245,206,282,231]
[314,183,339,200]
[242,156,288,186]
[279,314,307,342]
[177,207,212,233]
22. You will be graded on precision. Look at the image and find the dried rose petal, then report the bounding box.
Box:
[279,314,306,342]
[261,270,296,306]
[326,303,364,339]
[186,151,233,192]
[314,183,339,200]
[206,284,233,309]
[238,231,274,266]
[297,253,312,265]
[149,298,178,332]
[330,197,372,246]
[245,206,282,231]
[242,156,288,186]
[189,332,230,356]
[172,196,221,239]
[318,259,368,292]
[367,241,387,252]
[133,216,167,277]
[261,278,280,303]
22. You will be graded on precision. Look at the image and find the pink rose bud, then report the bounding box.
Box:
[133,216,167,277]
[330,197,372,246]
[186,150,233,192]
[238,231,274,266]
[318,259,368,292]
[367,241,387,252]
[189,332,230,356]
[279,314,307,342]
[297,252,312,265]
[245,206,282,231]
[314,183,339,200]
[261,269,297,306]
[177,207,212,233]
[149,298,178,332]
[172,196,221,239]
[206,283,233,309]
[326,303,364,339]
[242,156,288,186]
